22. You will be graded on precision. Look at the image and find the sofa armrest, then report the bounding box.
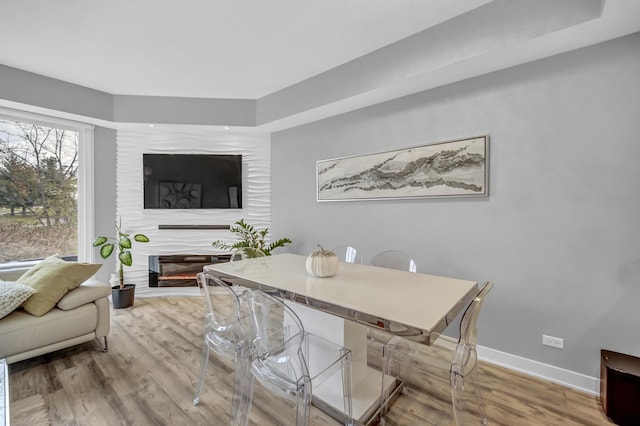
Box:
[57,279,110,311]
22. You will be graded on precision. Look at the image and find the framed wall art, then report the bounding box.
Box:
[316,135,489,202]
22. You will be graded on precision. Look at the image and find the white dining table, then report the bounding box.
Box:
[204,253,479,424]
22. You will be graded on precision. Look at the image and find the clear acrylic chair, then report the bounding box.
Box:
[193,272,251,425]
[331,245,363,264]
[380,282,494,425]
[371,250,417,273]
[367,250,418,342]
[228,247,267,296]
[233,289,354,426]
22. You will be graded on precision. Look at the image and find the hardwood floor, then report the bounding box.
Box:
[8,296,614,425]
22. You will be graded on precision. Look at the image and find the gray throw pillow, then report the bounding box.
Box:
[0,280,38,319]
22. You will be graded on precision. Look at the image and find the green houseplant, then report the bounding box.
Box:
[211,219,291,257]
[93,217,149,308]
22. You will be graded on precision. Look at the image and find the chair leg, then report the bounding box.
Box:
[451,350,488,425]
[380,344,393,425]
[467,361,489,425]
[230,345,253,426]
[340,348,354,426]
[451,371,468,426]
[295,377,312,426]
[193,341,210,406]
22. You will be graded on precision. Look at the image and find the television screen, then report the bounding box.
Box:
[143,154,242,209]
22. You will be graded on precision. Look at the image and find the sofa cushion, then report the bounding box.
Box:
[57,279,111,311]
[0,304,98,360]
[17,256,102,317]
[0,281,38,320]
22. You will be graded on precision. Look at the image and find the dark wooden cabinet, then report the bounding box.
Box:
[600,349,640,425]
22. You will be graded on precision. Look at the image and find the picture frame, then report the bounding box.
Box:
[316,135,489,202]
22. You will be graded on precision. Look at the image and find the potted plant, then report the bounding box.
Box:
[211,219,291,257]
[93,217,150,309]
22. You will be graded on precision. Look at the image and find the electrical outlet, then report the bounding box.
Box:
[542,334,564,349]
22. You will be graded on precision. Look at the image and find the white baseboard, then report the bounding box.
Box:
[436,336,600,396]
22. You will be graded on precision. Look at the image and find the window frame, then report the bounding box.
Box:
[0,107,95,263]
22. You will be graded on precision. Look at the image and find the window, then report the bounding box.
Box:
[0,108,94,265]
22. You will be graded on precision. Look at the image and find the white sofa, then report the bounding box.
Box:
[0,263,110,364]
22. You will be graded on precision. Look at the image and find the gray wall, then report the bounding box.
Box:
[270,33,640,378]
[0,64,113,121]
[256,0,602,125]
[112,96,255,126]
[0,65,256,126]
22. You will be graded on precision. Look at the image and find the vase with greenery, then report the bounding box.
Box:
[92,217,150,292]
[211,219,291,257]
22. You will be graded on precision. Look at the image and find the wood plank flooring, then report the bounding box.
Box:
[8,296,614,425]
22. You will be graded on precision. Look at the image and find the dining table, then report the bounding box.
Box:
[204,253,479,424]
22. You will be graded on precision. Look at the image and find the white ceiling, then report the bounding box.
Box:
[0,0,492,99]
[1,0,639,110]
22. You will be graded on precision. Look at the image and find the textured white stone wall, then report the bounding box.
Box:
[115,125,270,287]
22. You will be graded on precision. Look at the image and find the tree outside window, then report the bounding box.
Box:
[0,119,78,263]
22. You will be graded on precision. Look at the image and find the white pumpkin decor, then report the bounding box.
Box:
[306,245,339,278]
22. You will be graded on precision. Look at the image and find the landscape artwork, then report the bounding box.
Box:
[317,135,488,201]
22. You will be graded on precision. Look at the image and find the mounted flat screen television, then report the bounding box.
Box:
[143,154,242,209]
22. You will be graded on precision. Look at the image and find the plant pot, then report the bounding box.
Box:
[111,284,136,309]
